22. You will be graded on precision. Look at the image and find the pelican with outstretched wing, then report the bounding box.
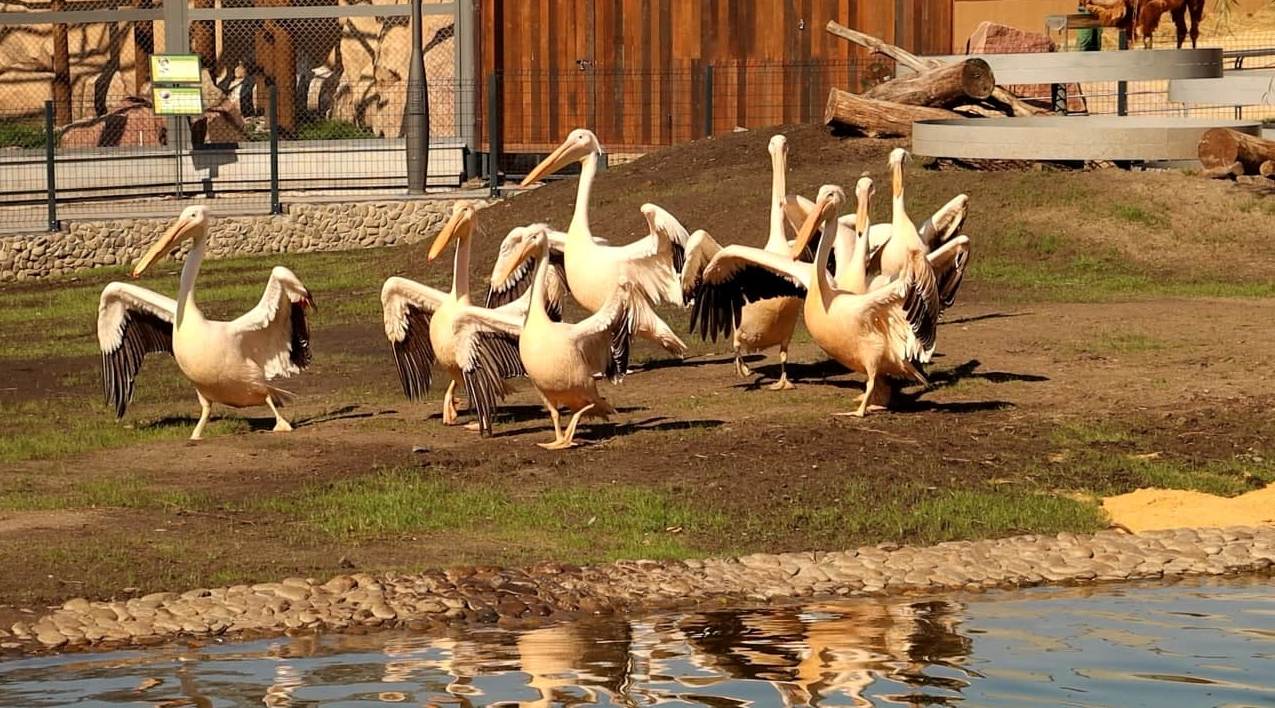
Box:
[97,206,315,439]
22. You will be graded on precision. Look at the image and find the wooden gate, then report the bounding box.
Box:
[476,0,955,153]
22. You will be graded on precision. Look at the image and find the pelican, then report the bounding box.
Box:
[97,205,315,440]
[517,128,689,357]
[682,134,803,389]
[783,190,968,257]
[692,180,938,416]
[381,201,563,434]
[449,224,676,449]
[486,227,607,310]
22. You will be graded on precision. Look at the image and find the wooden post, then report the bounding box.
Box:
[824,88,958,138]
[190,0,217,77]
[51,0,71,125]
[1198,128,1275,173]
[863,58,995,107]
[134,0,154,93]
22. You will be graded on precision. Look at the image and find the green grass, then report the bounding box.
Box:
[970,256,1275,302]
[1110,202,1167,228]
[0,119,46,149]
[259,470,727,562]
[777,481,1106,546]
[0,474,213,512]
[297,118,376,141]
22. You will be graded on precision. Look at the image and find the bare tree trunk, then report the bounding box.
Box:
[133,0,154,94]
[191,0,217,78]
[863,58,994,107]
[824,20,1046,117]
[824,88,958,138]
[51,0,71,124]
[1260,160,1275,178]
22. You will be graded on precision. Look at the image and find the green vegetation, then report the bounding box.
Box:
[0,474,212,512]
[0,119,46,149]
[297,118,376,141]
[1110,202,1167,228]
[259,470,724,562]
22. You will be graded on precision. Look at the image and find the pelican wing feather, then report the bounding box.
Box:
[380,276,449,400]
[97,282,176,418]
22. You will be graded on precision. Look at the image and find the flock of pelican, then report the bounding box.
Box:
[97,129,971,448]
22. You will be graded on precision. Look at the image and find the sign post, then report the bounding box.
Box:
[150,54,204,199]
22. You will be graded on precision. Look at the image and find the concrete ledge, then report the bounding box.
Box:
[925,48,1223,84]
[912,116,1261,162]
[4,525,1273,655]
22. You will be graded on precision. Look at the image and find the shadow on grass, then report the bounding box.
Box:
[940,310,1033,326]
[297,405,378,426]
[492,414,724,444]
[924,359,1050,389]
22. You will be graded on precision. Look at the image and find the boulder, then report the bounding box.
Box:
[965,21,1087,113]
[191,97,248,144]
[59,96,166,148]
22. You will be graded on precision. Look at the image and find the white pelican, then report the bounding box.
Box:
[486,227,607,310]
[681,134,803,389]
[517,128,689,357]
[449,225,675,449]
[692,180,938,416]
[97,205,315,440]
[381,202,563,435]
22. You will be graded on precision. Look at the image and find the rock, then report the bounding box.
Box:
[964,21,1086,113]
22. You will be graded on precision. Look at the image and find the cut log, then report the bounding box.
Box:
[864,58,994,107]
[825,20,1047,117]
[1198,128,1275,172]
[1199,161,1243,179]
[1260,160,1275,178]
[824,88,959,138]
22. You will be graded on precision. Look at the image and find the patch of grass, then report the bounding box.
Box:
[0,119,46,149]
[1110,202,1167,228]
[297,118,376,141]
[260,470,726,562]
[971,256,1275,302]
[1051,421,1131,446]
[1124,456,1273,497]
[780,481,1105,546]
[0,474,212,511]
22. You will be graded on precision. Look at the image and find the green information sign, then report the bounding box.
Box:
[151,54,201,84]
[152,86,204,115]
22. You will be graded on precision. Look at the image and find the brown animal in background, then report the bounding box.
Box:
[1081,0,1205,49]
[1136,0,1205,49]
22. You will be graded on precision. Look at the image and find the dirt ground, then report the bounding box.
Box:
[2,125,1274,626]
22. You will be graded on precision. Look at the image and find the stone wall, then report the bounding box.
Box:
[0,199,485,283]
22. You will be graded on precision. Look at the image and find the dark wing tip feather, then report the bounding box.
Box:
[390,305,434,401]
[289,302,313,370]
[461,331,524,436]
[101,310,173,419]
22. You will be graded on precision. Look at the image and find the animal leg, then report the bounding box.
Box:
[1171,4,1187,48]
[267,394,293,432]
[535,392,566,449]
[767,346,795,391]
[734,349,752,377]
[191,391,212,440]
[441,380,459,425]
[1188,0,1202,48]
[867,378,892,412]
[542,404,595,451]
[835,372,877,418]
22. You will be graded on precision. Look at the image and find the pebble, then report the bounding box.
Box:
[7,525,1274,654]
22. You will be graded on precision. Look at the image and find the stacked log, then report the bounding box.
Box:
[1198,128,1275,180]
[821,21,1044,138]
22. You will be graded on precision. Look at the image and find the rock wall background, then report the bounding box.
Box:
[0,199,482,282]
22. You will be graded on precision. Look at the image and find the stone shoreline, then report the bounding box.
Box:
[4,525,1273,655]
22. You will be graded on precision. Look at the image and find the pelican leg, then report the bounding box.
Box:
[836,373,877,418]
[542,404,595,451]
[767,347,795,391]
[867,379,891,412]
[733,348,751,377]
[191,391,212,441]
[266,395,293,432]
[441,380,459,425]
[536,392,565,449]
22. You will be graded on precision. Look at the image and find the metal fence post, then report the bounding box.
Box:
[703,64,714,139]
[44,101,59,232]
[269,84,281,214]
[1117,30,1129,117]
[405,0,429,194]
[488,71,502,198]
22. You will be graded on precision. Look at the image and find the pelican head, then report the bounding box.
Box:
[520,128,602,187]
[490,224,550,287]
[767,134,788,158]
[791,184,845,258]
[428,200,477,261]
[132,205,210,278]
[888,147,910,168]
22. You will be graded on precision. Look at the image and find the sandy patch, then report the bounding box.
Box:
[1103,486,1275,533]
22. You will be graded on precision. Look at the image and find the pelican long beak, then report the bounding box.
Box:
[889,149,909,200]
[521,138,582,187]
[790,195,836,259]
[132,214,198,278]
[854,179,873,235]
[428,207,471,262]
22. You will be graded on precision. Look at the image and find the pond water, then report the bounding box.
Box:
[1,576,1272,706]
